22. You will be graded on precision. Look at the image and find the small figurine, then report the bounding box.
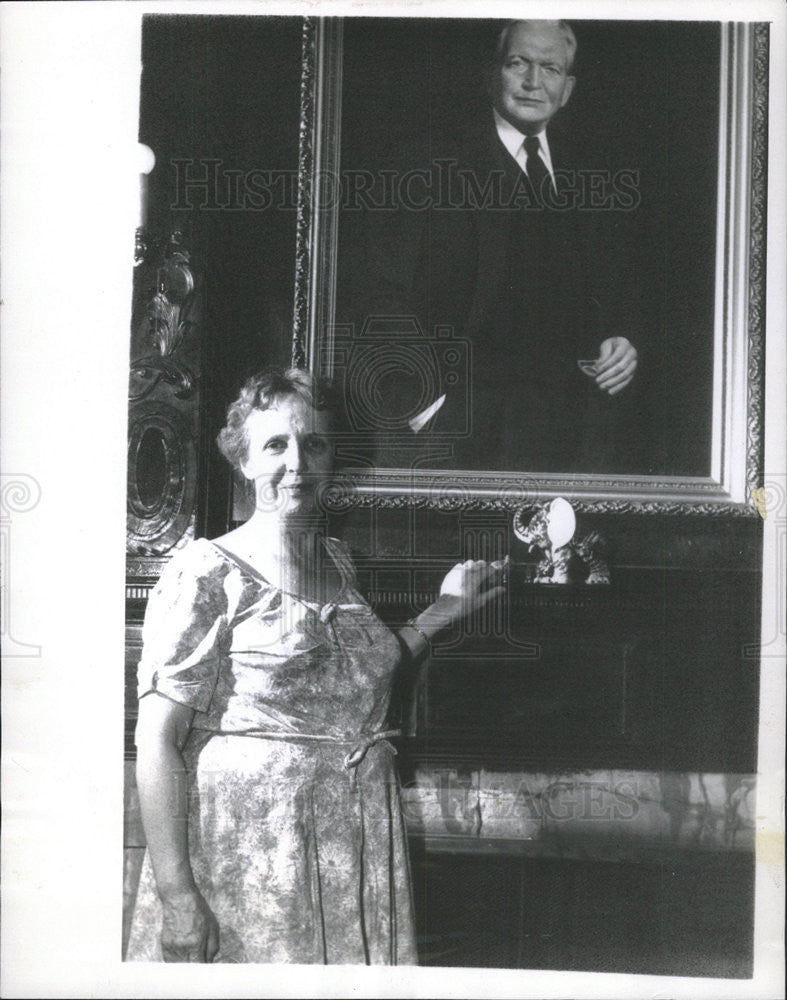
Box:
[513,498,610,585]
[573,530,611,585]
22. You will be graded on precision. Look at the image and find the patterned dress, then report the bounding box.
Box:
[126,536,417,964]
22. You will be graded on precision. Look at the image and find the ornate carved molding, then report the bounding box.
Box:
[338,494,756,517]
[292,17,315,369]
[127,229,202,564]
[126,557,166,579]
[292,17,343,372]
[126,402,197,555]
[129,232,197,403]
[747,22,768,496]
[316,473,757,516]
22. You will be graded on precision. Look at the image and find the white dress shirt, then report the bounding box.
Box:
[493,108,556,188]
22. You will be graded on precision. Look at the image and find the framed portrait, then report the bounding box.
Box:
[296,19,767,516]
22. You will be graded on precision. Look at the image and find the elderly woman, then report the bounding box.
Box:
[127,366,504,964]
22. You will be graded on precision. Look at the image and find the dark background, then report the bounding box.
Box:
[139,14,303,533]
[337,19,721,476]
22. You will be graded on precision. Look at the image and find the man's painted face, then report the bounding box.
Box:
[490,22,575,135]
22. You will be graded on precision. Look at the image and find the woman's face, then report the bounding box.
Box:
[240,396,333,516]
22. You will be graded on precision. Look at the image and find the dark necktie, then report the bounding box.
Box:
[524,135,552,205]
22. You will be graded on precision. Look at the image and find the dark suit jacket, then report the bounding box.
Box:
[334,111,646,473]
[401,113,644,472]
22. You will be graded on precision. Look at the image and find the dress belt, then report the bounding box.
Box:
[225,728,402,791]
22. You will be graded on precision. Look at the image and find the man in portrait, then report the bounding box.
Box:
[401,18,642,472]
[337,21,653,473]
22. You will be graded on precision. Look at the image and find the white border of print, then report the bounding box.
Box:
[1,2,783,998]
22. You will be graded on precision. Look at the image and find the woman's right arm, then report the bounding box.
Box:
[135,693,219,962]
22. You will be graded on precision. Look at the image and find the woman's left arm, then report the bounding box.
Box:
[397,558,507,660]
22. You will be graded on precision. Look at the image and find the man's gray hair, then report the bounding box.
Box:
[492,20,577,73]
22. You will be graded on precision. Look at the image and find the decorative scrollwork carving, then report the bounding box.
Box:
[292,17,316,370]
[129,355,196,402]
[129,232,198,402]
[746,23,768,497]
[126,402,197,556]
[317,474,758,517]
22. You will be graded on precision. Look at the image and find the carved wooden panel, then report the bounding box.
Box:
[126,231,203,573]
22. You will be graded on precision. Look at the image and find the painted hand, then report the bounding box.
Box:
[595,337,638,395]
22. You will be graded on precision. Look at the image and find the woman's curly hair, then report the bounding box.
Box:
[216,366,342,470]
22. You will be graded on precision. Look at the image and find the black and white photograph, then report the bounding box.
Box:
[1,2,785,998]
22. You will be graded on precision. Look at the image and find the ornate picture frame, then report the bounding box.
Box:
[294,20,767,516]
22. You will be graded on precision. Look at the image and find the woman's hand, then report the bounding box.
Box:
[160,887,220,963]
[439,558,507,615]
[398,559,507,660]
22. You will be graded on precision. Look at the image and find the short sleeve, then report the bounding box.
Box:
[137,539,237,713]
